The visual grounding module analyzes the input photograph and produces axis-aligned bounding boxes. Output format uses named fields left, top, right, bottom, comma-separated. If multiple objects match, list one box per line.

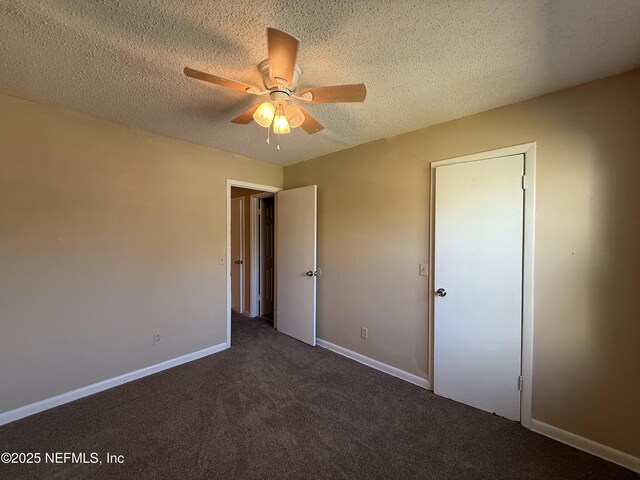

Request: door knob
left=306, top=270, right=317, bottom=277
left=234, top=260, right=243, bottom=264
left=435, top=288, right=447, bottom=297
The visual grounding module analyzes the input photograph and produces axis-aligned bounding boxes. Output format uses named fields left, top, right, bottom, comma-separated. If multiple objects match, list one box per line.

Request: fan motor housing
left=269, top=90, right=291, bottom=106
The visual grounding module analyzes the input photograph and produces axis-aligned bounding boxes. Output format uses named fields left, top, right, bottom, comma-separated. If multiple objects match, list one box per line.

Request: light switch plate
left=419, top=262, right=428, bottom=277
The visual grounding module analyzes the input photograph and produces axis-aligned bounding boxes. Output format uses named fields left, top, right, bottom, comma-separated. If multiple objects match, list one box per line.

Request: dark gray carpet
left=1, top=312, right=636, bottom=479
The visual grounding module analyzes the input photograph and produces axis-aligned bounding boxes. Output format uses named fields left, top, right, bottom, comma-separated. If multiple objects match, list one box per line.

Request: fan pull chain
left=276, top=130, right=280, bottom=151
left=266, top=125, right=270, bottom=145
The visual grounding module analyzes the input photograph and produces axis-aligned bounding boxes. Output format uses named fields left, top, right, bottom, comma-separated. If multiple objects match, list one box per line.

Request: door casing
left=428, top=143, right=536, bottom=428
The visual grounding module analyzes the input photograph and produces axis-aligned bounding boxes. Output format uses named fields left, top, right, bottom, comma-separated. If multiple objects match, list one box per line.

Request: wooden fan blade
left=267, top=28, right=299, bottom=87
left=299, top=84, right=367, bottom=103
left=231, top=104, right=260, bottom=124
left=298, top=106, right=324, bottom=134
left=184, top=67, right=260, bottom=94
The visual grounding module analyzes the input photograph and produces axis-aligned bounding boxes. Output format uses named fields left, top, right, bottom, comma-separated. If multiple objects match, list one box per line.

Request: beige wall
left=284, top=69, right=640, bottom=456
left=2, top=67, right=638, bottom=458
left=0, top=93, right=282, bottom=413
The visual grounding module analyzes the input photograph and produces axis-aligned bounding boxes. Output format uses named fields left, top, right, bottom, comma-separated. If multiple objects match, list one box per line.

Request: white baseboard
left=0, top=342, right=229, bottom=426
left=316, top=338, right=429, bottom=389
left=531, top=419, right=639, bottom=473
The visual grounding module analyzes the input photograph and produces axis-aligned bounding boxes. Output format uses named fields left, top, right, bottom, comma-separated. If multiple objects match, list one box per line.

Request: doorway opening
left=227, top=180, right=318, bottom=349
left=227, top=181, right=281, bottom=347
left=230, top=186, right=277, bottom=324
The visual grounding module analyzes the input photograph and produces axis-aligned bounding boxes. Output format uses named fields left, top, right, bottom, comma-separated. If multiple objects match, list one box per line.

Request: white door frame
left=249, top=192, right=276, bottom=318
left=230, top=196, right=245, bottom=314
left=227, top=180, right=281, bottom=346
left=428, top=142, right=536, bottom=428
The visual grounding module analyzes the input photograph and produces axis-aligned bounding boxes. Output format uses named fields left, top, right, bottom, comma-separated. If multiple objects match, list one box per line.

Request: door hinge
left=521, top=175, right=527, bottom=190
left=257, top=293, right=261, bottom=300
left=518, top=375, right=523, bottom=391
left=258, top=208, right=261, bottom=215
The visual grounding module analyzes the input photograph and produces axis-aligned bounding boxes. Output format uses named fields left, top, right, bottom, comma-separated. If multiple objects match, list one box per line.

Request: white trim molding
left=531, top=419, right=640, bottom=473
left=428, top=142, right=536, bottom=428
left=317, top=338, right=429, bottom=389
left=0, top=343, right=228, bottom=426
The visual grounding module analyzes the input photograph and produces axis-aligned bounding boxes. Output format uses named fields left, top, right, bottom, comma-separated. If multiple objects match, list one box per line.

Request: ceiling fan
left=184, top=28, right=366, bottom=142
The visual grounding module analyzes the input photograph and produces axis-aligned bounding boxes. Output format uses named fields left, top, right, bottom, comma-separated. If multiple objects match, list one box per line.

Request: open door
left=259, top=196, right=275, bottom=317
left=230, top=197, right=243, bottom=313
left=276, top=185, right=317, bottom=346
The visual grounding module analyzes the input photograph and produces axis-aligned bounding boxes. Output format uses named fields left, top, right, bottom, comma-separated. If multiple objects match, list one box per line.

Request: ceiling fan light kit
left=252, top=83, right=302, bottom=135
left=272, top=107, right=290, bottom=135
left=285, top=103, right=304, bottom=128
left=184, top=28, right=367, bottom=150
left=253, top=101, right=276, bottom=128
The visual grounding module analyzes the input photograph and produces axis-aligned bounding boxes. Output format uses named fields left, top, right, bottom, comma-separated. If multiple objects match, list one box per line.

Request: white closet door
left=434, top=155, right=524, bottom=421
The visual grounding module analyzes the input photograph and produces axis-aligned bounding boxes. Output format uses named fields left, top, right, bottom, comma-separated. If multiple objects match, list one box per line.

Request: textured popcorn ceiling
left=2, top=1, right=640, bottom=166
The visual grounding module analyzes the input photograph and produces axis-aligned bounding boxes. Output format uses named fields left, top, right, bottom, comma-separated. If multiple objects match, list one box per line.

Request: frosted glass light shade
left=273, top=114, right=290, bottom=134
left=284, top=103, right=305, bottom=128
left=253, top=102, right=275, bottom=128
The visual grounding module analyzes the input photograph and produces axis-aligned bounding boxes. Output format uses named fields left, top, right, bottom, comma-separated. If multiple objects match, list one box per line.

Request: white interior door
left=434, top=154, right=524, bottom=421
left=230, top=197, right=243, bottom=313
left=276, top=185, right=317, bottom=345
